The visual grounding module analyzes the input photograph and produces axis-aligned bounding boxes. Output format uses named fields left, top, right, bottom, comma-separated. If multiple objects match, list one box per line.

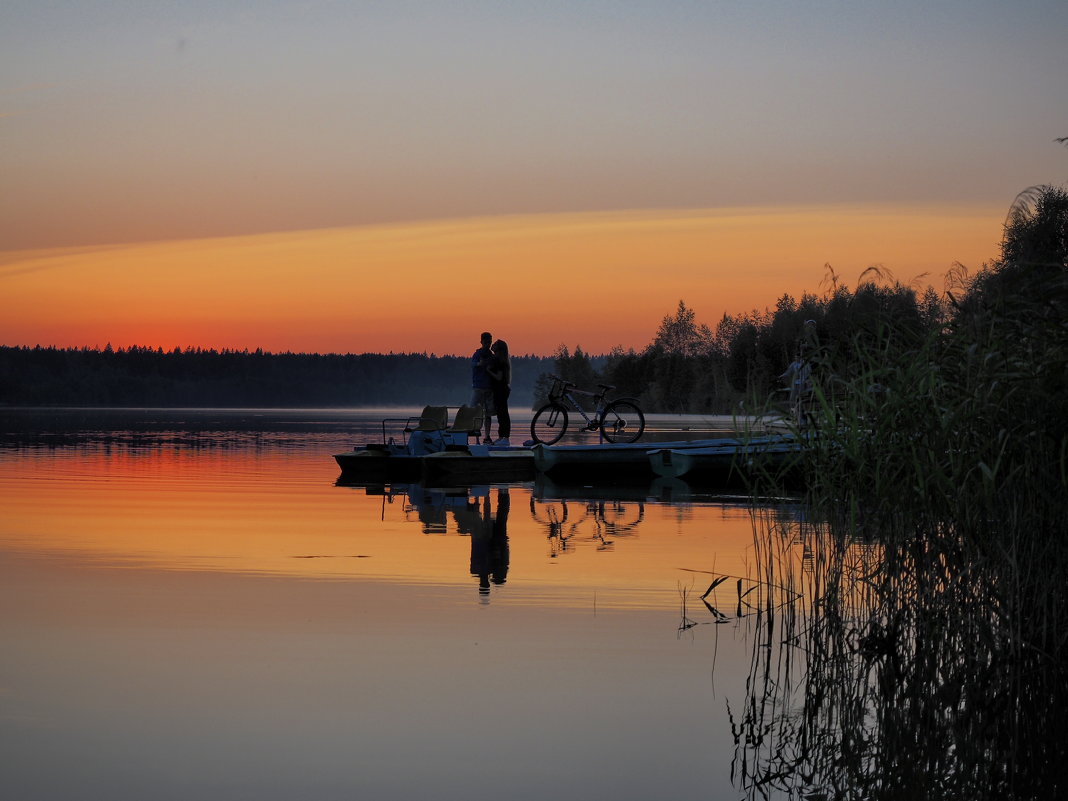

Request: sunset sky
left=2, top=1, right=1066, bottom=355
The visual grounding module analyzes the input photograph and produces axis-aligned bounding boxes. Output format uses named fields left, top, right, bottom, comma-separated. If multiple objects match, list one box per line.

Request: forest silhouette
left=2, top=183, right=1063, bottom=414
left=0, top=276, right=945, bottom=412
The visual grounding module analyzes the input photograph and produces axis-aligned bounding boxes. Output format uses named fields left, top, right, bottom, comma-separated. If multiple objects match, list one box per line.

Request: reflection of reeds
left=732, top=506, right=1066, bottom=800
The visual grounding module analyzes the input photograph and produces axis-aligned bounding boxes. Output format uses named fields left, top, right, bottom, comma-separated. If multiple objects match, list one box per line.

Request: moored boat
left=333, top=404, right=534, bottom=484
left=532, top=437, right=752, bottom=478
left=648, top=435, right=803, bottom=483
left=334, top=446, right=424, bottom=481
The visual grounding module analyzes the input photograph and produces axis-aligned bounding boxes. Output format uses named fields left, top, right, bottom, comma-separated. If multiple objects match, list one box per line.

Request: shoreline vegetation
left=735, top=184, right=1067, bottom=799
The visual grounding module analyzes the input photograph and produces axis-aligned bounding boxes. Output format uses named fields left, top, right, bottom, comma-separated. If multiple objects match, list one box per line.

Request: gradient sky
left=2, top=1, right=1066, bottom=355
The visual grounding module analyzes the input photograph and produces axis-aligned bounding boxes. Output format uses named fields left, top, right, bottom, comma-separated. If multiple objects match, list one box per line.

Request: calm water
left=1, top=409, right=805, bottom=800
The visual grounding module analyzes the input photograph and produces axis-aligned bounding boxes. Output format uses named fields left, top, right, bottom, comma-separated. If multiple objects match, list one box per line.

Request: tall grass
left=733, top=189, right=1067, bottom=799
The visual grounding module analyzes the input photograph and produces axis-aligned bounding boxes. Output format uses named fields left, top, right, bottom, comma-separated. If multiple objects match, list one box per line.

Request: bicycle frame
left=550, top=380, right=610, bottom=430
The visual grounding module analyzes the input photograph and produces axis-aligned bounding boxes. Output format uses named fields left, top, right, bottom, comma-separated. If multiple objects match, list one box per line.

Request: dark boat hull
left=648, top=438, right=804, bottom=484
left=334, top=446, right=535, bottom=485
left=531, top=438, right=735, bottom=478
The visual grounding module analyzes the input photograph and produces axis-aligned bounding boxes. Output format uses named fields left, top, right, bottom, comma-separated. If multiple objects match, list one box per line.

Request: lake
left=1, top=408, right=810, bottom=800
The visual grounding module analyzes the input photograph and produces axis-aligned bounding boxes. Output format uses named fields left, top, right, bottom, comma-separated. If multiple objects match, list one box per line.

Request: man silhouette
left=471, top=331, right=494, bottom=443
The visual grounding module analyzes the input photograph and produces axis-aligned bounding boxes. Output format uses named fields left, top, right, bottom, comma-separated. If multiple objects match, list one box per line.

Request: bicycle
left=530, top=375, right=646, bottom=445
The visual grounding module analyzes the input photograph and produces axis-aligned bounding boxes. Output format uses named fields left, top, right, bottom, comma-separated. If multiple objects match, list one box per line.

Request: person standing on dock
left=471, top=331, right=495, bottom=443
left=488, top=339, right=512, bottom=446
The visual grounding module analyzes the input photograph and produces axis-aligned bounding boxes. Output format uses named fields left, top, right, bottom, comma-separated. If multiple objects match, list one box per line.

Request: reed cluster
left=734, top=187, right=1067, bottom=799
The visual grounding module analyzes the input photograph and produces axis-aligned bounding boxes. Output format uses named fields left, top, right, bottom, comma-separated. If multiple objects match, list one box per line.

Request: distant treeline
left=2, top=281, right=949, bottom=413
left=2, top=269, right=946, bottom=413
left=2, top=256, right=1007, bottom=415
left=0, top=346, right=558, bottom=409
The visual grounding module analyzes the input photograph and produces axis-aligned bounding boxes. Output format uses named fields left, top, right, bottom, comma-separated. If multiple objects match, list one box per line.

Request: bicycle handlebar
left=548, top=374, right=616, bottom=394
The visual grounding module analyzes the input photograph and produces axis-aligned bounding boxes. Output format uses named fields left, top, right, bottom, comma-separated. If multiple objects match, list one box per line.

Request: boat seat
left=444, top=404, right=485, bottom=445
left=380, top=405, right=449, bottom=451
left=404, top=405, right=449, bottom=433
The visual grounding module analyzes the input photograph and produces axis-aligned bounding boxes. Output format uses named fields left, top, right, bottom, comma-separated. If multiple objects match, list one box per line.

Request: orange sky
left=1, top=204, right=1002, bottom=356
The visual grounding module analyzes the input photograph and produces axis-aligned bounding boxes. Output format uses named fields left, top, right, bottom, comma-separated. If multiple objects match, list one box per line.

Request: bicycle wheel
left=600, top=399, right=645, bottom=443
left=530, top=402, right=569, bottom=445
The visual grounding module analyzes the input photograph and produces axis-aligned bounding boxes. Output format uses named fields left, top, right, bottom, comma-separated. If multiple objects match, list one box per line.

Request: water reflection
left=462, top=488, right=510, bottom=598
left=665, top=506, right=1068, bottom=801
left=531, top=496, right=644, bottom=557
left=4, top=409, right=1061, bottom=799
left=344, top=478, right=654, bottom=564
left=0, top=408, right=795, bottom=800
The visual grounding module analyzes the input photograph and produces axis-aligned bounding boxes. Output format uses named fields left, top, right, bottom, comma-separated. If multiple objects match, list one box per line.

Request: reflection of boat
left=534, top=472, right=773, bottom=506
left=404, top=483, right=489, bottom=535
left=531, top=438, right=729, bottom=478
left=533, top=434, right=799, bottom=481
left=333, top=405, right=534, bottom=483
left=334, top=480, right=492, bottom=533
left=648, top=436, right=803, bottom=482
left=534, top=472, right=656, bottom=503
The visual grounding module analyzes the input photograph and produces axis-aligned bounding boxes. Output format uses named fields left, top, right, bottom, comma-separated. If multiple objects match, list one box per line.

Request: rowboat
left=333, top=446, right=424, bottom=482
left=531, top=435, right=797, bottom=479
left=531, top=437, right=733, bottom=478
left=648, top=435, right=803, bottom=483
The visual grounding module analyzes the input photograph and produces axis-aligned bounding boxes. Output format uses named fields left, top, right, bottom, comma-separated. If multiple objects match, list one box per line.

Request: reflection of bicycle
left=588, top=500, right=645, bottom=538
left=529, top=497, right=584, bottom=557
left=530, top=496, right=645, bottom=555
left=530, top=375, right=646, bottom=445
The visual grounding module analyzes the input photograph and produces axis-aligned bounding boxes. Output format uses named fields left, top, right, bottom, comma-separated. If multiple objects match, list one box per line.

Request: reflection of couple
left=471, top=331, right=511, bottom=446
left=455, top=488, right=510, bottom=598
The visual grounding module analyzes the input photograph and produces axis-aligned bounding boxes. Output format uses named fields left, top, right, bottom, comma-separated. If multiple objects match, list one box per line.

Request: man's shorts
left=470, top=387, right=495, bottom=416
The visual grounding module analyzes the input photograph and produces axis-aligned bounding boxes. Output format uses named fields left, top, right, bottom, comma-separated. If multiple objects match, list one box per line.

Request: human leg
left=495, top=386, right=511, bottom=439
